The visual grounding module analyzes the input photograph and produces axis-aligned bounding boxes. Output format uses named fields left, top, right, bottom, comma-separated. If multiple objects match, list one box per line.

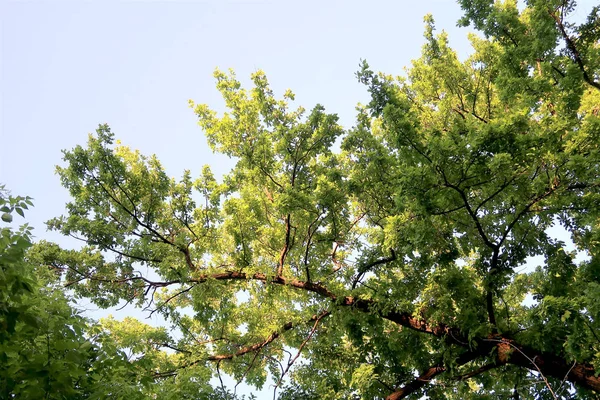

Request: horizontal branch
left=484, top=338, right=600, bottom=393
left=154, top=311, right=330, bottom=378
left=386, top=364, right=446, bottom=400
left=387, top=359, right=502, bottom=399
left=78, top=268, right=600, bottom=392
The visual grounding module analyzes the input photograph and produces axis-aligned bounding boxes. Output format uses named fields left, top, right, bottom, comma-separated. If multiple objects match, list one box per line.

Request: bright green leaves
left=98, top=316, right=180, bottom=374
left=351, top=6, right=599, bottom=289
left=0, top=186, right=32, bottom=225
left=49, top=70, right=357, bottom=396
left=350, top=363, right=378, bottom=398
left=49, top=124, right=227, bottom=298
left=191, top=68, right=349, bottom=283
left=0, top=189, right=146, bottom=399
left=418, top=264, right=486, bottom=334
left=345, top=2, right=600, bottom=397
left=39, top=2, right=600, bottom=397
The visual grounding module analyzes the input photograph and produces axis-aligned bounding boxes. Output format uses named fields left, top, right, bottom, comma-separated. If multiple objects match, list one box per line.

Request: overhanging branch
left=153, top=311, right=330, bottom=379
left=77, top=268, right=600, bottom=392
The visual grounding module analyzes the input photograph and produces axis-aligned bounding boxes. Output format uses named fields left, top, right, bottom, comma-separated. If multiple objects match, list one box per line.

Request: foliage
left=33, top=0, right=600, bottom=398
left=0, top=189, right=177, bottom=399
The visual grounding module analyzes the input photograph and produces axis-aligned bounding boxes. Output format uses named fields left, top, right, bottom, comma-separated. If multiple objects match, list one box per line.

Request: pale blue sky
left=1, top=0, right=472, bottom=241
left=1, top=0, right=594, bottom=397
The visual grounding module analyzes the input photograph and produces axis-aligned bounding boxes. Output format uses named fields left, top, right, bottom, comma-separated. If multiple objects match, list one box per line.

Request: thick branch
left=386, top=365, right=446, bottom=400
left=208, top=326, right=290, bottom=361
left=385, top=351, right=483, bottom=399
left=80, top=269, right=600, bottom=392
left=485, top=338, right=600, bottom=394
left=387, top=362, right=502, bottom=399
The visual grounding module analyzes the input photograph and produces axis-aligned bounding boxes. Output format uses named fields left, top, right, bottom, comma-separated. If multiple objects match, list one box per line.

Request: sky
left=1, top=0, right=595, bottom=398
left=1, top=0, right=473, bottom=242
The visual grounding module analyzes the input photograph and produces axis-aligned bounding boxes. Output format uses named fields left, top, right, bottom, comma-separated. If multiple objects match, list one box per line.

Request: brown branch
left=387, top=351, right=499, bottom=400
left=484, top=338, right=557, bottom=399
left=208, top=325, right=291, bottom=362
left=167, top=270, right=600, bottom=393
left=73, top=259, right=600, bottom=393
left=138, top=269, right=600, bottom=393
left=386, top=364, right=446, bottom=400
left=273, top=310, right=329, bottom=397
left=482, top=338, right=600, bottom=393
left=79, top=268, right=454, bottom=339
left=154, top=311, right=330, bottom=379
left=154, top=322, right=295, bottom=378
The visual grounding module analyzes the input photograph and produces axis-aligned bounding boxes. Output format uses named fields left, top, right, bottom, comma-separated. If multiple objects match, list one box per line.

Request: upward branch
left=548, top=9, right=600, bottom=91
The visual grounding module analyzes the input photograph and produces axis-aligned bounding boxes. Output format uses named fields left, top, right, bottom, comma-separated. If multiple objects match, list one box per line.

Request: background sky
left=1, top=0, right=595, bottom=398
left=1, top=0, right=473, bottom=240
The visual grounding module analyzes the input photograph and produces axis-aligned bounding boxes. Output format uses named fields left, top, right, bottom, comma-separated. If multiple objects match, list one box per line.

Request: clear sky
left=1, top=0, right=594, bottom=398
left=1, top=0, right=473, bottom=240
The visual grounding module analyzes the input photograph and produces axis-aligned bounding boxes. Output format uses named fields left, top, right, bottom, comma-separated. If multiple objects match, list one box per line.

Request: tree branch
left=352, top=248, right=397, bottom=289
left=154, top=311, right=330, bottom=379
left=439, top=169, right=498, bottom=251
left=273, top=310, right=329, bottom=398
left=548, top=8, right=600, bottom=91
left=77, top=268, right=600, bottom=393
left=386, top=364, right=446, bottom=400
left=278, top=214, right=292, bottom=277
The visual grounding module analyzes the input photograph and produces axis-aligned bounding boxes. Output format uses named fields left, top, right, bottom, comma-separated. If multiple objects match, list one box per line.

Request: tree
left=0, top=188, right=141, bottom=399
left=41, top=0, right=599, bottom=398
left=1, top=187, right=249, bottom=399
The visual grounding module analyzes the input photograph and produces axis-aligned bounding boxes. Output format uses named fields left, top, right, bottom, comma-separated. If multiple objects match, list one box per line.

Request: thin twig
left=556, top=360, right=577, bottom=396
left=273, top=310, right=329, bottom=399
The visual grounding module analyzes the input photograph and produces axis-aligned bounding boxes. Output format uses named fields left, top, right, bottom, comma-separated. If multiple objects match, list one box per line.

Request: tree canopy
left=0, top=188, right=154, bottom=399
left=5, top=0, right=600, bottom=398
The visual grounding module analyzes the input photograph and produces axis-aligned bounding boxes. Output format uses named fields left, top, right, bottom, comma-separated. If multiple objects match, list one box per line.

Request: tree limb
left=548, top=8, right=600, bottom=91
left=386, top=364, right=446, bottom=400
